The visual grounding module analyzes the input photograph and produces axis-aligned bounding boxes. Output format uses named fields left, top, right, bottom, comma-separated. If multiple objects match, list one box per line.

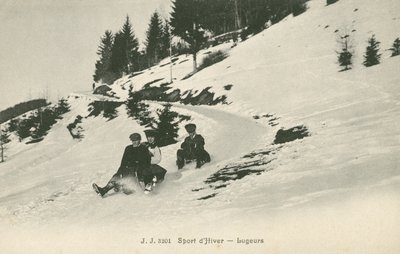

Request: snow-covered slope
left=1, top=0, right=400, bottom=253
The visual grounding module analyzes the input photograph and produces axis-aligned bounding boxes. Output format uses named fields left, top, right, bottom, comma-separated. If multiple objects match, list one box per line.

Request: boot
left=196, top=160, right=205, bottom=169
left=92, top=182, right=114, bottom=197
left=93, top=183, right=105, bottom=197
left=144, top=183, right=152, bottom=194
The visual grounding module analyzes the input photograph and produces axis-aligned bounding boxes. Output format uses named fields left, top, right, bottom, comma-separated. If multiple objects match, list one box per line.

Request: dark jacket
left=117, top=144, right=151, bottom=175
left=180, top=134, right=206, bottom=159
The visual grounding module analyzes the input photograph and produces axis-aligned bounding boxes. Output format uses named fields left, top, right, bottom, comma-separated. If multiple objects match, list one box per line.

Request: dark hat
left=129, top=133, right=141, bottom=141
left=144, top=129, right=158, bottom=138
left=184, top=123, right=196, bottom=133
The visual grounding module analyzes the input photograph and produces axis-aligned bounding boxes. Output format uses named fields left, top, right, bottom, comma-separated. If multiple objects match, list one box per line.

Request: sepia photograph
left=0, top=0, right=399, bottom=253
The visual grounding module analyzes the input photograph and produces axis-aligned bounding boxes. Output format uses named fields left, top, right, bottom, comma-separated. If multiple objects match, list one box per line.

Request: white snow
left=1, top=0, right=400, bottom=253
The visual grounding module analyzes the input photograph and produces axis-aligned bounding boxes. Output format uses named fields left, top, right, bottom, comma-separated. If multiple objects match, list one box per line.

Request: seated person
left=92, top=133, right=151, bottom=197
left=176, top=123, right=211, bottom=169
left=143, top=129, right=167, bottom=190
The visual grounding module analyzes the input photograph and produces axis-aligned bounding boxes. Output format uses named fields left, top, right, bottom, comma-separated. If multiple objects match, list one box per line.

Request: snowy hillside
left=1, top=0, right=400, bottom=253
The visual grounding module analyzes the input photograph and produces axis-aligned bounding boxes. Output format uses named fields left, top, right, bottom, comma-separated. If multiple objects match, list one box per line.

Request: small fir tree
left=0, top=126, right=11, bottom=162
left=363, top=34, right=381, bottom=67
left=337, top=34, right=353, bottom=71
left=126, top=90, right=153, bottom=126
left=389, top=37, right=400, bottom=57
left=153, top=104, right=179, bottom=147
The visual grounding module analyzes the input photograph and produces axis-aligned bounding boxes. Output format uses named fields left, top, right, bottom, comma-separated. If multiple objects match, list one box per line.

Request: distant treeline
left=0, top=99, right=48, bottom=124
left=93, top=0, right=309, bottom=84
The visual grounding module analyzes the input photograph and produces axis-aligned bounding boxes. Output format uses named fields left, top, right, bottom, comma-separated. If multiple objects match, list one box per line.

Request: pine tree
left=160, top=20, right=171, bottom=59
left=93, top=30, right=114, bottom=84
left=145, top=11, right=164, bottom=66
left=35, top=108, right=56, bottom=138
left=0, top=126, right=11, bottom=162
left=170, top=0, right=208, bottom=72
left=126, top=90, right=153, bottom=126
left=110, top=16, right=140, bottom=76
left=110, top=32, right=126, bottom=76
left=201, top=0, right=237, bottom=35
left=337, top=34, right=353, bottom=71
left=389, top=37, right=400, bottom=57
left=153, top=104, right=179, bottom=147
left=121, top=16, right=140, bottom=73
left=363, top=34, right=381, bottom=67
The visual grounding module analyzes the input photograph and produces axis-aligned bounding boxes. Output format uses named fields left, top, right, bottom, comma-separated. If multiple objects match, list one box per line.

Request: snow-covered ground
left=1, top=0, right=400, bottom=253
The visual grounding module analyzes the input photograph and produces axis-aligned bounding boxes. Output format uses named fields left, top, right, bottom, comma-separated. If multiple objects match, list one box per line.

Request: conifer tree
left=121, top=16, right=140, bottom=73
left=161, top=20, right=171, bottom=59
left=126, top=90, right=153, bottom=126
left=145, top=11, right=164, bottom=66
left=0, top=126, right=11, bottom=162
left=110, top=32, right=126, bottom=76
left=363, top=34, right=381, bottom=67
left=170, top=0, right=208, bottom=72
left=201, top=0, right=237, bottom=35
left=93, top=30, right=114, bottom=84
left=153, top=104, right=179, bottom=147
left=110, top=16, right=140, bottom=76
left=337, top=34, right=353, bottom=71
left=389, top=37, right=400, bottom=57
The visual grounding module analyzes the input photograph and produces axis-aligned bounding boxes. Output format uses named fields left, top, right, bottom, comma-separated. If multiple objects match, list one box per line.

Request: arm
left=119, top=146, right=130, bottom=169
left=151, top=146, right=162, bottom=164
left=116, top=146, right=130, bottom=175
left=195, top=135, right=205, bottom=150
left=139, top=145, right=151, bottom=168
left=180, top=137, right=188, bottom=149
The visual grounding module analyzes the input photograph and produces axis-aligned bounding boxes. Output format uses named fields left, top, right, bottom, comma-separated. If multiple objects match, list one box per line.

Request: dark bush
left=327, top=0, right=338, bottom=5
left=67, top=115, right=84, bottom=140
left=88, top=101, right=123, bottom=121
left=240, top=28, right=249, bottom=41
left=292, top=0, right=308, bottom=16
left=199, top=50, right=228, bottom=71
left=273, top=125, right=310, bottom=144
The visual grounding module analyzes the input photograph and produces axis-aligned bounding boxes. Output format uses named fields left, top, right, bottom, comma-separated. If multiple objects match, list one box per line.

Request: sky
left=0, top=0, right=172, bottom=110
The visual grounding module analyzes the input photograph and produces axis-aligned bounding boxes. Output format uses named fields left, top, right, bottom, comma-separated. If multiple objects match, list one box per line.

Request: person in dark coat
left=176, top=123, right=211, bottom=169
left=92, top=132, right=151, bottom=197
left=142, top=129, right=167, bottom=191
